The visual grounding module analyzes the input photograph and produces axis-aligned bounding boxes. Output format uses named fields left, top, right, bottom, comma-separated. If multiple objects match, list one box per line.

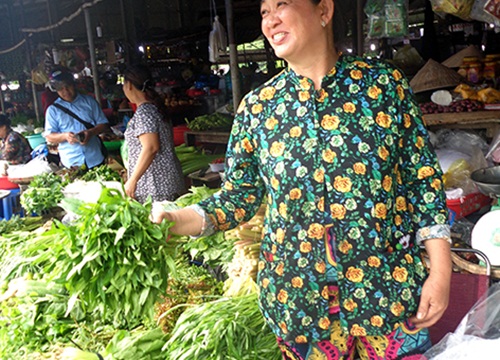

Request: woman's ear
left=319, top=0, right=335, bottom=26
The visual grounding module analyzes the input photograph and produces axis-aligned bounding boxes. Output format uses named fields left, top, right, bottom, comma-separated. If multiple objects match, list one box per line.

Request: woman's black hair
left=0, top=114, right=11, bottom=128
left=123, top=64, right=169, bottom=121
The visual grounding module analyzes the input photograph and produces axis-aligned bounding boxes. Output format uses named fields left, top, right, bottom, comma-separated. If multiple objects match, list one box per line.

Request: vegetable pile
left=185, top=112, right=233, bottom=131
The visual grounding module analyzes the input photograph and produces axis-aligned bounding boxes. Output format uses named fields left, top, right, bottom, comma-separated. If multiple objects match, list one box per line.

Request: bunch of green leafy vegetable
left=0, top=278, right=85, bottom=359
left=19, top=188, right=178, bottom=329
left=165, top=293, right=281, bottom=360
left=102, top=327, right=168, bottom=360
left=0, top=215, right=44, bottom=235
left=20, top=172, right=68, bottom=215
left=78, top=164, right=122, bottom=182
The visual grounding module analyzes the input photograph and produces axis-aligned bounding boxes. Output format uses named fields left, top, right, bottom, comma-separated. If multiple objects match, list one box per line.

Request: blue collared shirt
left=45, top=93, right=108, bottom=168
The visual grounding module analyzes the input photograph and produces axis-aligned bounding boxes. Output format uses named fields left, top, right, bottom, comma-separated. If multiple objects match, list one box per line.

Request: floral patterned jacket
left=198, top=54, right=449, bottom=343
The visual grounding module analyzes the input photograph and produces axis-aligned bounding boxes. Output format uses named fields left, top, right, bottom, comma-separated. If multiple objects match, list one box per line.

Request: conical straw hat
left=410, top=59, right=463, bottom=93
left=442, top=45, right=483, bottom=68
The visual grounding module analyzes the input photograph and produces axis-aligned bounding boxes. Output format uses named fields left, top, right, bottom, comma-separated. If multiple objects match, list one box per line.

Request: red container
left=447, top=192, right=492, bottom=220
left=173, top=125, right=189, bottom=146
left=0, top=176, right=19, bottom=190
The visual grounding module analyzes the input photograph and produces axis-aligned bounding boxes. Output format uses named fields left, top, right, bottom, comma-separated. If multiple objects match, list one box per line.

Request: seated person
left=0, top=114, right=32, bottom=165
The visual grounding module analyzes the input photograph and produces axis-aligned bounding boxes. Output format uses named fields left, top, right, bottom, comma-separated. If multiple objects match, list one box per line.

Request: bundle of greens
left=20, top=172, right=68, bottom=215
left=174, top=144, right=223, bottom=176
left=0, top=215, right=44, bottom=235
left=102, top=327, right=167, bottom=360
left=78, top=165, right=122, bottom=182
left=16, top=188, right=178, bottom=329
left=165, top=293, right=281, bottom=360
left=185, top=112, right=233, bottom=131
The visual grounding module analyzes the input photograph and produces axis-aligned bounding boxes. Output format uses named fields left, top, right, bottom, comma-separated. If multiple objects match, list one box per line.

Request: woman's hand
left=124, top=178, right=138, bottom=199
left=410, top=272, right=450, bottom=329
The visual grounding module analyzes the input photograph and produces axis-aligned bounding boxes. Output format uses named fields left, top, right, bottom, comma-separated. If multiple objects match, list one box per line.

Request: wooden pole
left=224, top=0, right=242, bottom=107
left=83, top=2, right=101, bottom=102
left=356, top=0, right=364, bottom=55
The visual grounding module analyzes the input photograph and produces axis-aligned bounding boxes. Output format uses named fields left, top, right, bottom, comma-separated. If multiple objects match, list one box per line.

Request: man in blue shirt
left=44, top=69, right=109, bottom=169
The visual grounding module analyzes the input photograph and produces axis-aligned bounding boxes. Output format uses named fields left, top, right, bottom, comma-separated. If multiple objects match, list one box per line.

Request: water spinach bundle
left=19, top=187, right=178, bottom=329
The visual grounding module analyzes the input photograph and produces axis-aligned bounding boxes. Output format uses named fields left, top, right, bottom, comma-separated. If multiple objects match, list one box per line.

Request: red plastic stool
left=0, top=188, right=24, bottom=221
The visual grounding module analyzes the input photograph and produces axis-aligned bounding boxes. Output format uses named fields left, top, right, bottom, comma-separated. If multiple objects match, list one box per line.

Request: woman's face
left=260, top=0, right=324, bottom=64
left=0, top=125, right=7, bottom=139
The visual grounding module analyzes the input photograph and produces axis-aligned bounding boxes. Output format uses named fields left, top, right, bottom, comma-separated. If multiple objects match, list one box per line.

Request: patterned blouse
left=0, top=129, right=32, bottom=165
left=124, top=103, right=185, bottom=203
left=198, top=55, right=450, bottom=344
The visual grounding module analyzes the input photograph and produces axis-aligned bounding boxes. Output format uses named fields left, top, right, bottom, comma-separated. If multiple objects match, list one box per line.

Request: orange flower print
left=343, top=102, right=356, bottom=113
left=291, top=277, right=304, bottom=288
left=317, top=197, right=325, bottom=211
left=395, top=215, right=402, bottom=226
left=321, top=115, right=340, bottom=130
left=316, top=88, right=328, bottom=102
left=397, top=85, right=405, bottom=100
left=393, top=69, right=403, bottom=81
left=308, top=223, right=325, bottom=239
left=416, top=136, right=425, bottom=149
left=276, top=228, right=285, bottom=244
left=245, top=194, right=256, bottom=203
left=275, top=263, right=285, bottom=276
left=392, top=266, right=408, bottom=283
left=404, top=114, right=411, bottom=128
left=431, top=178, right=442, bottom=190
left=350, top=70, right=363, bottom=80
left=265, top=116, right=279, bottom=130
left=315, top=261, right=326, bottom=274
left=374, top=203, right=387, bottom=219
left=259, top=86, right=276, bottom=101
left=354, top=60, right=369, bottom=68
left=322, top=149, right=337, bottom=163
left=418, top=166, right=435, bottom=179
left=251, top=103, right=263, bottom=114
left=279, top=321, right=288, bottom=334
left=277, top=289, right=289, bottom=303
left=408, top=203, right=414, bottom=212
left=334, top=176, right=352, bottom=193
left=390, top=302, right=405, bottom=317
left=224, top=181, right=234, bottom=191
left=314, top=169, right=325, bottom=183
left=321, top=286, right=329, bottom=299
left=343, top=298, right=358, bottom=312
left=295, top=335, right=308, bottom=344
left=299, top=91, right=310, bottom=102
left=219, top=222, right=230, bottom=231
left=350, top=324, right=367, bottom=336
left=396, top=170, right=402, bottom=185
left=234, top=208, right=246, bottom=222
left=396, top=196, right=407, bottom=211
left=375, top=222, right=381, bottom=232
left=289, top=188, right=302, bottom=200
left=289, top=126, right=302, bottom=137
left=353, top=162, right=366, bottom=175
left=241, top=138, right=254, bottom=153
left=346, top=266, right=364, bottom=282
left=367, top=256, right=381, bottom=267
left=299, top=77, right=311, bottom=91
left=279, top=203, right=287, bottom=218
left=271, top=177, right=280, bottom=190
left=300, top=241, right=312, bottom=253
left=370, top=316, right=384, bottom=327
left=236, top=99, right=246, bottom=113
left=215, top=208, right=226, bottom=224
left=382, top=175, right=392, bottom=192
left=367, top=86, right=382, bottom=99
left=376, top=112, right=392, bottom=128
left=258, top=260, right=265, bottom=271
left=378, top=146, right=389, bottom=161
left=318, top=317, right=331, bottom=330
left=261, top=278, right=270, bottom=288
left=330, top=203, right=346, bottom=220
left=405, top=254, right=414, bottom=264
left=339, top=240, right=353, bottom=254
left=270, top=141, right=285, bottom=157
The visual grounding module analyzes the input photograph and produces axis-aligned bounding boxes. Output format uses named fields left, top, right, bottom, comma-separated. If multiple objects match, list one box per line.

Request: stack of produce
left=175, top=144, right=223, bottom=176
left=185, top=112, right=233, bottom=131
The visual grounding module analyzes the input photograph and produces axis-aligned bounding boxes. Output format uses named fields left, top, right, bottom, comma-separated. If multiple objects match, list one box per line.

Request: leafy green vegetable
left=103, top=327, right=167, bottom=360
left=20, top=173, right=68, bottom=215
left=78, top=165, right=122, bottom=182
left=185, top=112, right=233, bottom=131
left=165, top=293, right=281, bottom=360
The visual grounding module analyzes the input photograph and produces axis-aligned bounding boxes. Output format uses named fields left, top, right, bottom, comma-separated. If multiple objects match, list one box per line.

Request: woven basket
left=410, top=59, right=464, bottom=93
left=451, top=252, right=500, bottom=279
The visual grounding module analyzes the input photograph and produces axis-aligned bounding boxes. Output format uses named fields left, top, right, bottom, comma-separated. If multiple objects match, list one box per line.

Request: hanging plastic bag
left=423, top=282, right=500, bottom=359
left=430, top=0, right=475, bottom=20
left=470, top=0, right=500, bottom=27
left=365, top=0, right=409, bottom=38
left=209, top=15, right=227, bottom=63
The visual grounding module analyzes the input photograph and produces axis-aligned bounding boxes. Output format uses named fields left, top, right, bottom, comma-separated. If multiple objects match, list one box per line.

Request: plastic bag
left=6, top=156, right=56, bottom=179
left=423, top=282, right=500, bottom=359
left=430, top=0, right=475, bottom=20
left=208, top=16, right=227, bottom=63
left=470, top=0, right=500, bottom=27
left=486, top=128, right=500, bottom=163
left=365, top=0, right=409, bottom=38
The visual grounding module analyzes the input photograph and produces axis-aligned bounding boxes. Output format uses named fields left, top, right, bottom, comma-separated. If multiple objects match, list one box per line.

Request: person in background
left=41, top=83, right=59, bottom=115
left=122, top=64, right=185, bottom=203
left=0, top=113, right=32, bottom=165
left=44, top=68, right=109, bottom=169
left=153, top=1, right=452, bottom=359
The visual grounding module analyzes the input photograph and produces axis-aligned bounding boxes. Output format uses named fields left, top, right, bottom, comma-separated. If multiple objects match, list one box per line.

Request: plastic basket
left=447, top=192, right=492, bottom=220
